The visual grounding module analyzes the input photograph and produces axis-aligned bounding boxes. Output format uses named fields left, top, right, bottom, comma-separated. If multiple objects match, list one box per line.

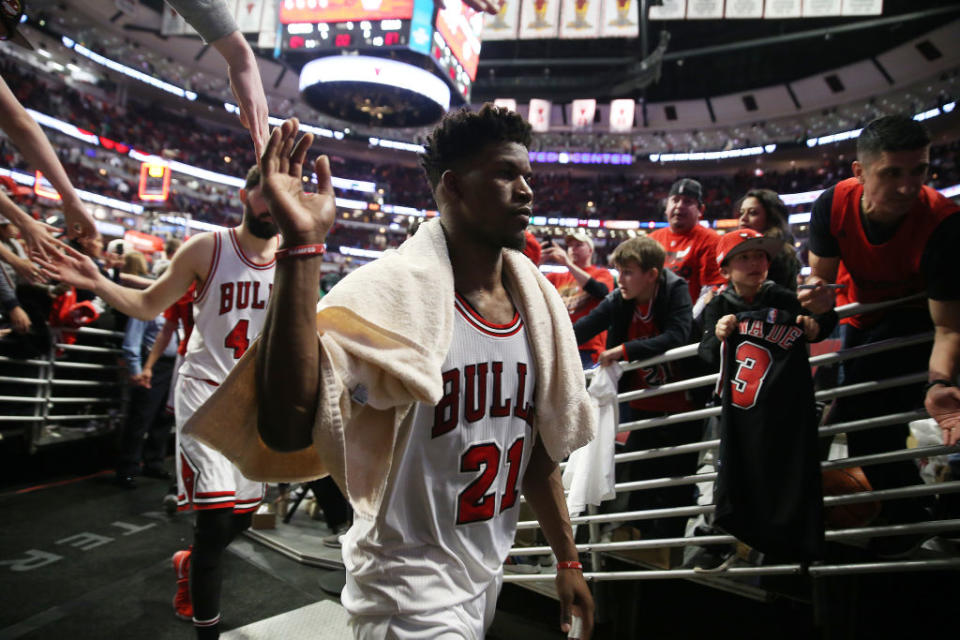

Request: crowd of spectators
left=2, top=58, right=959, bottom=245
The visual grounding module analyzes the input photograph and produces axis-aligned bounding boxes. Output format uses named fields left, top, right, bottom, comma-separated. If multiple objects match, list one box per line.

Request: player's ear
left=439, top=169, right=462, bottom=201
left=239, top=188, right=249, bottom=204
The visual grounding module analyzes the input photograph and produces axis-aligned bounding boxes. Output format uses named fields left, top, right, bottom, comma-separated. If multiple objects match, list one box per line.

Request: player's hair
left=165, top=238, right=183, bottom=256
left=610, top=235, right=665, bottom=272
left=420, top=103, right=533, bottom=189
left=857, top=115, right=930, bottom=163
left=736, top=189, right=789, bottom=239
left=244, top=165, right=261, bottom=191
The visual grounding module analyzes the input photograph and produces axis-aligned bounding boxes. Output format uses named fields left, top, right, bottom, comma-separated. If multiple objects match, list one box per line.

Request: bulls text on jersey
left=218, top=281, right=273, bottom=315
left=432, top=361, right=536, bottom=438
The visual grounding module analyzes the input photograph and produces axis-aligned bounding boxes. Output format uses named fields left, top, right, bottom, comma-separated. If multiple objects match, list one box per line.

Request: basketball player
left=188, top=110, right=595, bottom=638
left=35, top=166, right=278, bottom=638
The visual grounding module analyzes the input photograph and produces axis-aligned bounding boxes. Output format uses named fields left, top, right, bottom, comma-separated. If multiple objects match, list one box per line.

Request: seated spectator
left=545, top=231, right=614, bottom=367
left=573, top=236, right=697, bottom=540
left=735, top=189, right=801, bottom=290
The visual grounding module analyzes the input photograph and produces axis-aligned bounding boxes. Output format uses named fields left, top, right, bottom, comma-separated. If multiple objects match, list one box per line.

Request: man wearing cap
left=650, top=179, right=725, bottom=316
left=544, top=231, right=614, bottom=367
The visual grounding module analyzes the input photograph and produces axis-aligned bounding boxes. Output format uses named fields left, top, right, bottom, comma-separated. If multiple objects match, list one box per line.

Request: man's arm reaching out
left=256, top=119, right=337, bottom=452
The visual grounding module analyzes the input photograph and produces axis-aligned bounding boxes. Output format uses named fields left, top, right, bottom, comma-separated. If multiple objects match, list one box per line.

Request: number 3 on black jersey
left=456, top=437, right=525, bottom=525
left=730, top=342, right=772, bottom=409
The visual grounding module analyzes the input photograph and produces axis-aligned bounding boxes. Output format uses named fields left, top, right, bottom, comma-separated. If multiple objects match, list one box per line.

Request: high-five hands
left=260, top=119, right=336, bottom=247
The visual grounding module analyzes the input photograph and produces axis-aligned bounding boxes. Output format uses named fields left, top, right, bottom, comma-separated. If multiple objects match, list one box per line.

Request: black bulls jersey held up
left=713, top=308, right=824, bottom=560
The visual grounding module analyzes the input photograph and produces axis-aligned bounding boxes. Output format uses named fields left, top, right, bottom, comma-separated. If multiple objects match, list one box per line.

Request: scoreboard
left=279, top=0, right=482, bottom=100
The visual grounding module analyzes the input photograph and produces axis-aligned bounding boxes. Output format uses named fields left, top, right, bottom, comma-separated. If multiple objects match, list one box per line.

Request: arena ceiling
left=25, top=1, right=960, bottom=109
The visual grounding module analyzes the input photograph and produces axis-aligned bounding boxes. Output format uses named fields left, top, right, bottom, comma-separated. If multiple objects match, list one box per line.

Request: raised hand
left=260, top=119, right=336, bottom=245
left=32, top=241, right=102, bottom=291
left=62, top=199, right=99, bottom=243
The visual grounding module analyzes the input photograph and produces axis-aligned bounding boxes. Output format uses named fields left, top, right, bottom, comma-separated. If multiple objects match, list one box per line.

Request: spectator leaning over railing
left=800, top=114, right=960, bottom=557
left=735, top=188, right=801, bottom=291
left=544, top=231, right=614, bottom=368
left=573, top=235, right=696, bottom=540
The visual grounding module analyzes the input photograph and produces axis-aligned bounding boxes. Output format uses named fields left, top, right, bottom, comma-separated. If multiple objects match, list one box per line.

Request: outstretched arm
left=522, top=439, right=594, bottom=639
left=0, top=77, right=96, bottom=242
left=256, top=119, right=336, bottom=452
left=34, top=235, right=208, bottom=321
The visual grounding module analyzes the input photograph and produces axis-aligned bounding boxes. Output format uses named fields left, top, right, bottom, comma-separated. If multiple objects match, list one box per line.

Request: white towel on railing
left=563, top=364, right=621, bottom=517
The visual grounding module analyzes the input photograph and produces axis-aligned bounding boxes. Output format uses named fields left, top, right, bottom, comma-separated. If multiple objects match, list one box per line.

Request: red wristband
left=556, top=561, right=583, bottom=570
left=275, top=244, right=325, bottom=260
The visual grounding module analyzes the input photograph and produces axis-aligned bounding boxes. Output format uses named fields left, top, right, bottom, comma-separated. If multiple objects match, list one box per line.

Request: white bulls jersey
left=179, top=228, right=277, bottom=385
left=342, top=292, right=537, bottom=617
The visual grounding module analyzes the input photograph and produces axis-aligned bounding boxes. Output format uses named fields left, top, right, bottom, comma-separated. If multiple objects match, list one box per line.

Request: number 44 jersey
left=180, top=228, right=276, bottom=385
left=714, top=308, right=824, bottom=560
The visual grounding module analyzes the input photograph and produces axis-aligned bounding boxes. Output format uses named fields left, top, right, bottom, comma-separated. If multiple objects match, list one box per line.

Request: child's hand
left=797, top=315, right=820, bottom=341
left=597, top=347, right=623, bottom=367
left=715, top=314, right=738, bottom=341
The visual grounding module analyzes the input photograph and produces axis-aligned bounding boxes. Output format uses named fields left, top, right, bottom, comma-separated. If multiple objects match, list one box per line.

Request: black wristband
left=924, top=379, right=955, bottom=397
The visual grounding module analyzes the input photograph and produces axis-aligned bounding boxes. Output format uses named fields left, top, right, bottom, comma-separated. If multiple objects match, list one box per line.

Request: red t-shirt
left=164, top=284, right=196, bottom=357
left=547, top=264, right=614, bottom=361
left=824, top=178, right=958, bottom=328
left=624, top=294, right=692, bottom=413
left=650, top=225, right=725, bottom=305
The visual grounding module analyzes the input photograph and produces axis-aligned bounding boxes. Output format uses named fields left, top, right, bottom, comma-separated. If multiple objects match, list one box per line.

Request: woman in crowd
left=735, top=188, right=802, bottom=290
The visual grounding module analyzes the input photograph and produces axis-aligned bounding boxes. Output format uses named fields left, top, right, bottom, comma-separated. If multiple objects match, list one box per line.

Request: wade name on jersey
left=218, top=281, right=272, bottom=315
left=737, top=318, right=804, bottom=351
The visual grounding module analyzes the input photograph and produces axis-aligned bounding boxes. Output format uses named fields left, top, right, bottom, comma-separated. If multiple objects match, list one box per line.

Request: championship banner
left=764, top=0, right=802, bottom=17
left=571, top=99, right=597, bottom=129
left=559, top=0, right=601, bottom=39
left=600, top=0, right=639, bottom=37
left=725, top=0, right=763, bottom=18
left=234, top=0, right=266, bottom=33
left=494, top=98, right=518, bottom=111
left=528, top=99, right=552, bottom=132
left=257, top=0, right=278, bottom=49
left=648, top=0, right=685, bottom=20
left=802, top=0, right=841, bottom=17
left=686, top=0, right=723, bottom=19
left=484, top=0, right=520, bottom=40
left=841, top=0, right=882, bottom=16
left=609, top=98, right=635, bottom=133
left=519, top=0, right=561, bottom=40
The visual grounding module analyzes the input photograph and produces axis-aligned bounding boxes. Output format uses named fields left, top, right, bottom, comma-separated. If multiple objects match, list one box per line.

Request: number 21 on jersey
left=456, top=436, right=525, bottom=525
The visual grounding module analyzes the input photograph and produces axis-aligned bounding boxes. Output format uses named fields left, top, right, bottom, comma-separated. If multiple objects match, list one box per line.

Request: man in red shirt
left=650, top=179, right=726, bottom=314
left=802, top=115, right=960, bottom=556
left=544, top=231, right=614, bottom=366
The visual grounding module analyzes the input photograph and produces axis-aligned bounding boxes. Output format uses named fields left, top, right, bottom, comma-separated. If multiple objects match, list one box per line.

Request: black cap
left=0, top=1, right=34, bottom=50
left=668, top=178, right=702, bottom=203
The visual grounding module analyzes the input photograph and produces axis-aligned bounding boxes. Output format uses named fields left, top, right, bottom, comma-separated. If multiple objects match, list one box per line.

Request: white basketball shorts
left=175, top=374, right=264, bottom=513
left=348, top=572, right=502, bottom=640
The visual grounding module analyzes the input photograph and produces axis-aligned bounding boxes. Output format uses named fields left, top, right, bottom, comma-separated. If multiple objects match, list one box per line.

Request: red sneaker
left=172, top=549, right=193, bottom=621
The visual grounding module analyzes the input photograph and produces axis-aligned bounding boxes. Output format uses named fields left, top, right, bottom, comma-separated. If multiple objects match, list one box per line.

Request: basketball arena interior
left=1, top=0, right=959, bottom=638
